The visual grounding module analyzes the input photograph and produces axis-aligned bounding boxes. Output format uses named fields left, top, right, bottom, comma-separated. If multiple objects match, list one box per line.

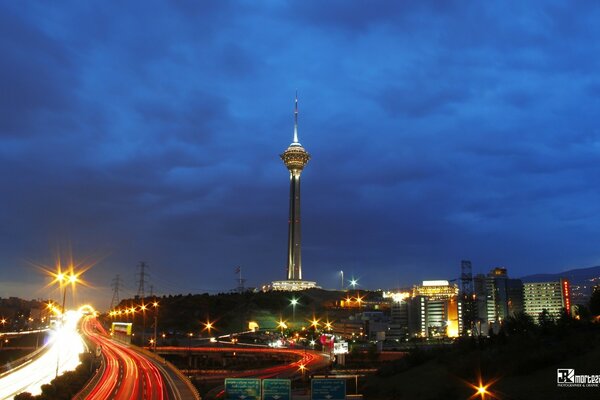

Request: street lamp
left=140, top=303, right=147, bottom=346
left=349, top=278, right=358, bottom=289
left=290, top=297, right=299, bottom=324
left=278, top=319, right=288, bottom=336
left=339, top=270, right=344, bottom=290
left=310, top=318, right=319, bottom=330
left=52, top=269, right=79, bottom=378
left=202, top=319, right=214, bottom=337
left=298, top=363, right=307, bottom=380
left=152, top=301, right=159, bottom=352
left=355, top=295, right=363, bottom=310
left=468, top=376, right=496, bottom=400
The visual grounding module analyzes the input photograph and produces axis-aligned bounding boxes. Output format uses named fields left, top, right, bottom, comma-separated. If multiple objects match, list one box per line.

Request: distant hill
left=520, top=265, right=600, bottom=284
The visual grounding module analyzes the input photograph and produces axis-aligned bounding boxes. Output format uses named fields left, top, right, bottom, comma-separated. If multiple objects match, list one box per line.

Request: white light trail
left=0, top=310, right=85, bottom=399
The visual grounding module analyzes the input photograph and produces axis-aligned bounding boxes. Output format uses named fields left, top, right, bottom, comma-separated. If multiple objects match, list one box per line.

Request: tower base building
left=270, top=279, right=319, bottom=291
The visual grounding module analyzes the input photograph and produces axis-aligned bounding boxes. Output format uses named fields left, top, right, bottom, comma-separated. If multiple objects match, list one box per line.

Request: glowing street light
left=51, top=268, right=80, bottom=378
left=278, top=319, right=288, bottom=336
left=349, top=278, right=358, bottom=289
left=202, top=319, right=215, bottom=337
left=477, top=386, right=487, bottom=397
left=310, top=317, right=320, bottom=330
left=139, top=302, right=148, bottom=346
left=355, top=295, right=363, bottom=309
left=467, top=376, right=497, bottom=400
left=298, top=363, right=307, bottom=379
left=290, top=297, right=299, bottom=323
left=151, top=300, right=159, bottom=352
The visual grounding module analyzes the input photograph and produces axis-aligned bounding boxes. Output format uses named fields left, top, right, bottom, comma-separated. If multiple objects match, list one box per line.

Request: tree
left=14, top=393, right=34, bottom=400
left=503, top=312, right=536, bottom=336
left=538, top=309, right=555, bottom=332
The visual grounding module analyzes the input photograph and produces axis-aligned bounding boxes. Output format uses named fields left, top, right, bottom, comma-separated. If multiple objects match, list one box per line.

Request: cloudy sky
left=1, top=1, right=600, bottom=308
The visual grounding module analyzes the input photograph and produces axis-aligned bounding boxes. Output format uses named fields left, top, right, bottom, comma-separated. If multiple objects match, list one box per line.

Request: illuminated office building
left=523, top=279, right=571, bottom=319
left=408, top=281, right=461, bottom=338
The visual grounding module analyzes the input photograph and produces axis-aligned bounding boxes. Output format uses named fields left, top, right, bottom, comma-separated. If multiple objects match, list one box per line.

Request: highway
left=81, top=317, right=199, bottom=400
left=156, top=345, right=329, bottom=379
left=155, top=345, right=330, bottom=399
left=0, top=311, right=85, bottom=399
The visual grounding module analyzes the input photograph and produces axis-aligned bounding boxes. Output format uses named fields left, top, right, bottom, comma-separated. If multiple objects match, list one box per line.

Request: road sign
left=225, top=378, right=261, bottom=400
left=262, top=379, right=291, bottom=400
left=333, top=341, right=348, bottom=354
left=311, top=378, right=346, bottom=400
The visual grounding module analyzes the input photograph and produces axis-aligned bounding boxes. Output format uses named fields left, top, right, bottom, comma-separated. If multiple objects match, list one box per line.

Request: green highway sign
left=311, top=378, right=346, bottom=400
left=225, top=378, right=261, bottom=400
left=262, top=379, right=291, bottom=400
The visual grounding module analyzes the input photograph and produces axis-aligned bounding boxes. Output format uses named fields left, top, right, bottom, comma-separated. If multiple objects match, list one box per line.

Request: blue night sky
left=1, top=1, right=600, bottom=308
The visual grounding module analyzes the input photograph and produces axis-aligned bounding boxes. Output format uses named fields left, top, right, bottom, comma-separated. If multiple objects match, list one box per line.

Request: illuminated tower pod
left=271, top=96, right=318, bottom=291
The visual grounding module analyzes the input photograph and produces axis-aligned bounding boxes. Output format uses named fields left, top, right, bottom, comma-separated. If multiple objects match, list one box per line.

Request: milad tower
left=271, top=95, right=318, bottom=291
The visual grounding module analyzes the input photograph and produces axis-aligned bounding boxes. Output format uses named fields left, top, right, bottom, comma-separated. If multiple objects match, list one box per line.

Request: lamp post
left=290, top=297, right=299, bottom=324
left=278, top=320, right=287, bottom=337
left=188, top=332, right=193, bottom=368
left=54, top=271, right=78, bottom=378
left=152, top=301, right=159, bottom=352
left=339, top=270, right=344, bottom=291
left=299, top=363, right=306, bottom=381
left=140, top=303, right=147, bottom=347
left=202, top=320, right=214, bottom=341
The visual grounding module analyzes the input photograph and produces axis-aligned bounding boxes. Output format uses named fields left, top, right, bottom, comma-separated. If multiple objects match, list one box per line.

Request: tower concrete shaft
left=281, top=95, right=310, bottom=281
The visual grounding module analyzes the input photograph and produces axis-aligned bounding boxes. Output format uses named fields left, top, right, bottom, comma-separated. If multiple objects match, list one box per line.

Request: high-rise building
left=485, top=268, right=523, bottom=327
left=523, top=278, right=571, bottom=320
left=459, top=260, right=478, bottom=336
left=407, top=281, right=461, bottom=338
left=383, top=292, right=410, bottom=339
left=271, top=96, right=317, bottom=291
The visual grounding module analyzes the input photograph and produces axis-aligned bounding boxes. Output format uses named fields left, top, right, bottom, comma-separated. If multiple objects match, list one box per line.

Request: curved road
left=81, top=317, right=198, bottom=400
left=155, top=345, right=330, bottom=399
left=157, top=345, right=329, bottom=379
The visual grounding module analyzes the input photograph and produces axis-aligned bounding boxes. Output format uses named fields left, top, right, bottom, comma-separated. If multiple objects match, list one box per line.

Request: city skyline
left=2, top=2, right=600, bottom=308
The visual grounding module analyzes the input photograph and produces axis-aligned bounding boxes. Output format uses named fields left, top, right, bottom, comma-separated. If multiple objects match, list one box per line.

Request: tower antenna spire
left=293, top=91, right=299, bottom=144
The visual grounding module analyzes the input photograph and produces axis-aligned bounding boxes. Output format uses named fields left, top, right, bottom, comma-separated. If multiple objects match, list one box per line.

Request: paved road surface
left=81, top=317, right=199, bottom=400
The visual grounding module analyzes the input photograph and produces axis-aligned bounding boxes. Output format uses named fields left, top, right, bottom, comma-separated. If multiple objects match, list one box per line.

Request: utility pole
left=110, top=274, right=122, bottom=310
left=235, top=266, right=246, bottom=293
left=136, top=262, right=149, bottom=300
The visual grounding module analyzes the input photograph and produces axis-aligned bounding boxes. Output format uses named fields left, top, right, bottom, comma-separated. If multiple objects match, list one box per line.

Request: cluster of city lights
left=107, top=301, right=159, bottom=318
left=341, top=293, right=365, bottom=307
left=276, top=316, right=335, bottom=334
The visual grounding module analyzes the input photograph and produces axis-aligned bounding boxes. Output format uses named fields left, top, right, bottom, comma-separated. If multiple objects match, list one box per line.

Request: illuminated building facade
left=407, top=281, right=461, bottom=338
left=484, top=268, right=523, bottom=333
left=271, top=96, right=317, bottom=291
left=383, top=291, right=410, bottom=339
left=523, top=278, right=571, bottom=319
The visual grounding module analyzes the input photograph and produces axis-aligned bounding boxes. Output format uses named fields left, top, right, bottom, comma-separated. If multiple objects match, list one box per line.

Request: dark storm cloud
left=0, top=9, right=78, bottom=136
left=1, top=1, right=600, bottom=306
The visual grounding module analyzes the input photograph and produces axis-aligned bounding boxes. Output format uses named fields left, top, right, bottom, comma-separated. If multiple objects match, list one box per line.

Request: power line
left=136, top=261, right=150, bottom=299
left=110, top=274, right=122, bottom=309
